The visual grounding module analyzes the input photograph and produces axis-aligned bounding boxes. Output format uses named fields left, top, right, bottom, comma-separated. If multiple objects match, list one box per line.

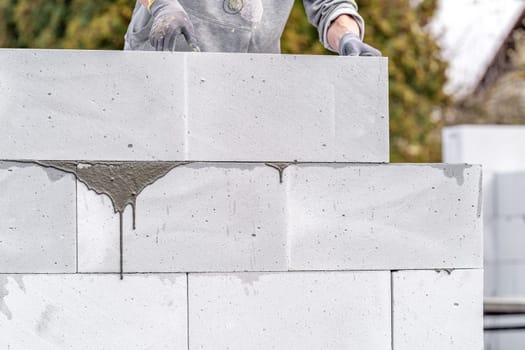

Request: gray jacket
left=124, top=0, right=364, bottom=53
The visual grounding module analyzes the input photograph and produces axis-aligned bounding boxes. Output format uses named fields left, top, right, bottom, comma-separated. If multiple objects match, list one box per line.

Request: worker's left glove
left=339, top=32, right=381, bottom=57
left=148, top=0, right=199, bottom=51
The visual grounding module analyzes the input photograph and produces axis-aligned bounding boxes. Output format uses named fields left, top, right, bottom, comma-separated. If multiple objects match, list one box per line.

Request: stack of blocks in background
left=443, top=125, right=525, bottom=349
left=0, top=50, right=482, bottom=349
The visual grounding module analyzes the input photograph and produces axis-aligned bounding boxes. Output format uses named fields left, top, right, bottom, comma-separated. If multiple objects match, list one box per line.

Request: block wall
left=0, top=50, right=483, bottom=349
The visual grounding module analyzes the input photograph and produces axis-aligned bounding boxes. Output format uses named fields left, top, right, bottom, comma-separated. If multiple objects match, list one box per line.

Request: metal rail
left=484, top=297, right=525, bottom=331
left=484, top=297, right=525, bottom=315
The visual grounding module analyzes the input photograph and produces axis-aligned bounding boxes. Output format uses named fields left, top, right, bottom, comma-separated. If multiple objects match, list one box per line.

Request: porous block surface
left=0, top=49, right=388, bottom=162
left=125, top=163, right=287, bottom=272
left=496, top=171, right=525, bottom=217
left=443, top=125, right=525, bottom=171
left=188, top=271, right=391, bottom=350
left=0, top=50, right=186, bottom=161
left=287, top=163, right=482, bottom=270
left=495, top=217, right=525, bottom=263
left=74, top=163, right=482, bottom=273
left=0, top=162, right=76, bottom=273
left=392, top=269, right=483, bottom=350
left=493, top=263, right=525, bottom=296
left=77, top=181, right=121, bottom=273
left=0, top=274, right=188, bottom=350
left=184, top=53, right=389, bottom=162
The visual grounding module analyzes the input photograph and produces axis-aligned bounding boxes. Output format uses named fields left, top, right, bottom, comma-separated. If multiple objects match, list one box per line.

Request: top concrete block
left=184, top=53, right=389, bottom=162
left=0, top=49, right=388, bottom=162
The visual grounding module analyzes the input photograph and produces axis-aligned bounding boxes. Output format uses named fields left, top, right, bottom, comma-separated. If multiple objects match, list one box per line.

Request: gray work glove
left=339, top=32, right=381, bottom=57
left=148, top=0, right=199, bottom=51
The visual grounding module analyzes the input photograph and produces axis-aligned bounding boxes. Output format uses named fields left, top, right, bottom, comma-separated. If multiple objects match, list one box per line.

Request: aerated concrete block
left=288, top=164, right=483, bottom=270
left=494, top=262, right=525, bottom=296
left=185, top=53, right=389, bottom=162
left=496, top=171, right=525, bottom=217
left=77, top=162, right=481, bottom=273
left=77, top=181, right=122, bottom=273
left=0, top=162, right=76, bottom=273
left=495, top=217, right=525, bottom=263
left=0, top=50, right=388, bottom=162
left=188, top=271, right=391, bottom=350
left=0, top=49, right=186, bottom=160
left=484, top=263, right=498, bottom=297
left=0, top=274, right=187, bottom=350
left=484, top=220, right=498, bottom=264
left=442, top=125, right=525, bottom=173
left=393, top=269, right=483, bottom=350
left=124, top=163, right=287, bottom=272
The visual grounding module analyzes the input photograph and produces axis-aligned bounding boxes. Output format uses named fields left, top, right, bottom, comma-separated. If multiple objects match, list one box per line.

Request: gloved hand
left=339, top=32, right=381, bottom=57
left=148, top=0, right=200, bottom=51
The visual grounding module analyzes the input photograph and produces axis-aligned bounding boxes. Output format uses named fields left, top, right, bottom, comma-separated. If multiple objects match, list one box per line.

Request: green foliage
left=0, top=0, right=134, bottom=49
left=281, top=1, right=329, bottom=55
left=63, top=0, right=134, bottom=49
left=0, top=0, right=449, bottom=162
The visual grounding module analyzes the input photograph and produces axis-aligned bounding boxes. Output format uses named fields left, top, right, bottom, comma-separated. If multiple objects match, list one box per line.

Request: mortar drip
left=265, top=162, right=292, bottom=184
left=36, top=161, right=187, bottom=279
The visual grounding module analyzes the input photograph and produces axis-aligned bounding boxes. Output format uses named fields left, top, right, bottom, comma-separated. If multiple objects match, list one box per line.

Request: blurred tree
left=0, top=0, right=133, bottom=49
left=0, top=0, right=448, bottom=162
left=62, top=0, right=134, bottom=49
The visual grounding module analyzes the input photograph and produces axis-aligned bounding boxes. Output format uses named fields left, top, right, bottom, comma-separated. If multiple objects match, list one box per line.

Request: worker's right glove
left=147, top=0, right=199, bottom=51
left=339, top=32, right=381, bottom=57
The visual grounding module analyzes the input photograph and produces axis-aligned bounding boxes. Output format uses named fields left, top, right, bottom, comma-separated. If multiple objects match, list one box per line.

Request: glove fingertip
left=367, top=48, right=382, bottom=57
left=342, top=47, right=361, bottom=56
left=181, top=27, right=194, bottom=43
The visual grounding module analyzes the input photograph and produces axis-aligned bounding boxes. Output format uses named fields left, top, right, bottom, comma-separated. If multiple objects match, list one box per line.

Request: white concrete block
left=288, top=164, right=483, bottom=270
left=484, top=220, right=498, bottom=264
left=393, top=269, right=483, bottom=350
left=484, top=332, right=497, bottom=350
left=0, top=50, right=388, bottom=162
left=443, top=125, right=525, bottom=173
left=494, top=262, right=525, bottom=296
left=77, top=181, right=122, bottom=273
left=484, top=262, right=498, bottom=297
left=124, top=163, right=287, bottom=272
left=495, top=217, right=525, bottom=263
left=0, top=162, right=76, bottom=272
left=0, top=49, right=186, bottom=160
left=485, top=315, right=525, bottom=350
left=185, top=53, right=389, bottom=162
left=0, top=274, right=187, bottom=350
left=78, top=162, right=482, bottom=273
left=496, top=171, right=525, bottom=217
left=188, top=271, right=391, bottom=350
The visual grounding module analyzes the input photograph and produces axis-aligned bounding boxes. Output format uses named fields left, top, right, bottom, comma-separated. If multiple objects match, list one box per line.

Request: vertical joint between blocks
left=186, top=272, right=190, bottom=350
left=75, top=178, right=79, bottom=274
left=390, top=270, right=394, bottom=350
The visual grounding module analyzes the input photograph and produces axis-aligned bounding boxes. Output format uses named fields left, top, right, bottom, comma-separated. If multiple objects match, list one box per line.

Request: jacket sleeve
left=302, top=0, right=364, bottom=51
